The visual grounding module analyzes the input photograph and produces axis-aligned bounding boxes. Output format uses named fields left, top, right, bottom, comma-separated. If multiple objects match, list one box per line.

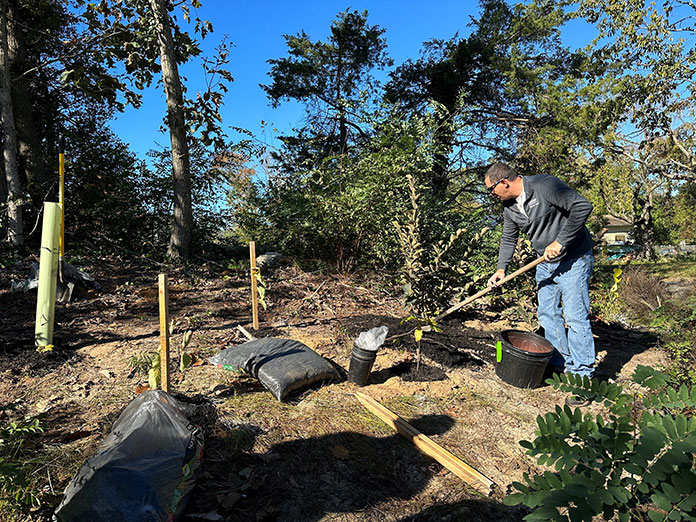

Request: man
left=485, top=163, right=595, bottom=404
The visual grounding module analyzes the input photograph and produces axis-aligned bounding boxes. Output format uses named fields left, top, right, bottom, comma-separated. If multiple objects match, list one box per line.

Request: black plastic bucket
left=495, top=330, right=554, bottom=388
left=348, top=345, right=378, bottom=386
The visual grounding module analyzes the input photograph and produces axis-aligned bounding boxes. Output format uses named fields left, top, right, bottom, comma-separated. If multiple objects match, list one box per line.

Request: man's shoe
left=565, top=395, right=591, bottom=407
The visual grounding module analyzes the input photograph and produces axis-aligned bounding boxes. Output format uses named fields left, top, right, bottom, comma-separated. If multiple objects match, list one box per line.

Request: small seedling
left=127, top=351, right=159, bottom=377
left=180, top=330, right=193, bottom=372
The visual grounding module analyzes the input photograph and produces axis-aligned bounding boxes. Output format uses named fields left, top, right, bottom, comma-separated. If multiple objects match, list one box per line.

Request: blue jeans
left=536, top=250, right=595, bottom=377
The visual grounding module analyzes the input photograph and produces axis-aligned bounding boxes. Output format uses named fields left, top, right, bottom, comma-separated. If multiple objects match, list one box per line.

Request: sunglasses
left=488, top=177, right=508, bottom=194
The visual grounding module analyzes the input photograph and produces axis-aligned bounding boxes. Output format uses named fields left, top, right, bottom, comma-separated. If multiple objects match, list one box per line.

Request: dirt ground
left=0, top=255, right=673, bottom=521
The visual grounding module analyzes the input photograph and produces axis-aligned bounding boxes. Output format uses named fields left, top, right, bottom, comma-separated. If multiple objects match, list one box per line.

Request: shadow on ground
left=187, top=414, right=525, bottom=522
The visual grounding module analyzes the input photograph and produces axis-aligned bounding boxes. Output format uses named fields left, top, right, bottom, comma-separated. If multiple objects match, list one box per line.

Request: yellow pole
left=58, top=136, right=65, bottom=282
left=35, top=202, right=61, bottom=350
left=158, top=274, right=171, bottom=393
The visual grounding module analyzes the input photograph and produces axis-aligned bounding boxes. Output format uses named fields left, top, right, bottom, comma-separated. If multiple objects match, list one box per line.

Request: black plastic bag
left=209, top=337, right=342, bottom=401
left=54, top=390, right=203, bottom=522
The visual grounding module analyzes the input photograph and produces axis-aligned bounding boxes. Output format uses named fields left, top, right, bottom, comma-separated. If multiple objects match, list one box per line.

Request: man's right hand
left=487, top=269, right=506, bottom=288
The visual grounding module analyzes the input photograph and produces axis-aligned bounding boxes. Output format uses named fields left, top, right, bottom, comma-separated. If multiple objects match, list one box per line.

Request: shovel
left=434, top=255, right=546, bottom=323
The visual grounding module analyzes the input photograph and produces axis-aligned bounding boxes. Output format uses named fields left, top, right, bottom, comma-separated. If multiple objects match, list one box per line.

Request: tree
left=385, top=0, right=616, bottom=201
left=575, top=0, right=696, bottom=253
left=673, top=181, right=696, bottom=243
left=74, top=0, right=232, bottom=261
left=262, top=9, right=392, bottom=166
left=0, top=0, right=21, bottom=245
left=149, top=0, right=192, bottom=260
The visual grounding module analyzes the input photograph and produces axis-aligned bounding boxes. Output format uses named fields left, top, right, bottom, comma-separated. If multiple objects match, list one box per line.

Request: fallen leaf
left=134, top=384, right=151, bottom=394
left=35, top=396, right=60, bottom=413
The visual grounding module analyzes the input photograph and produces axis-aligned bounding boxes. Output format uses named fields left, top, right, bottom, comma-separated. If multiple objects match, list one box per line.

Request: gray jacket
left=497, top=174, right=593, bottom=271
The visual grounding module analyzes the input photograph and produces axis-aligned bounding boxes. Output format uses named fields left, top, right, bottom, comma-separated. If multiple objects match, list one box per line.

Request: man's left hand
left=544, top=240, right=564, bottom=261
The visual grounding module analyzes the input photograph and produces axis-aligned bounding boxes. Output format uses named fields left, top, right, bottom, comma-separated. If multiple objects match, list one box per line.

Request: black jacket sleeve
left=496, top=212, right=519, bottom=272
left=543, top=176, right=593, bottom=248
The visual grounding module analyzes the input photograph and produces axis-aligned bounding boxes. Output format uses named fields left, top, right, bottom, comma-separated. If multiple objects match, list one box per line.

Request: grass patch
left=645, top=259, right=696, bottom=279
left=595, top=259, right=696, bottom=280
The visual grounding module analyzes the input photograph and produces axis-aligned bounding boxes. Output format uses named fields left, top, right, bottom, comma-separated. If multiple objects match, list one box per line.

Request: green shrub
left=504, top=367, right=696, bottom=521
left=652, top=295, right=696, bottom=385
left=394, top=174, right=490, bottom=315
left=590, top=266, right=624, bottom=324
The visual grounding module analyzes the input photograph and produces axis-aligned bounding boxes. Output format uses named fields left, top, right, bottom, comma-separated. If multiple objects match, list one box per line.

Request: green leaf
left=180, top=351, right=192, bottom=372
left=181, top=330, right=193, bottom=350
left=597, top=488, right=615, bottom=506
left=524, top=506, right=561, bottom=521
left=148, top=367, right=161, bottom=389
left=675, top=414, right=688, bottom=438
left=647, top=510, right=666, bottom=522
left=652, top=492, right=673, bottom=513
left=503, top=493, right=525, bottom=506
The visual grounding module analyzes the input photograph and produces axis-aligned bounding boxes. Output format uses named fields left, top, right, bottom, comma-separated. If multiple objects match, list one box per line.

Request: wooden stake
left=354, top=392, right=494, bottom=495
left=158, top=273, right=170, bottom=393
left=249, top=241, right=259, bottom=330
left=237, top=324, right=255, bottom=341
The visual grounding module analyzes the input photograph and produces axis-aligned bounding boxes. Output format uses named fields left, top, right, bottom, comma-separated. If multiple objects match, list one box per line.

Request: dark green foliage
left=262, top=9, right=391, bottom=163
left=504, top=367, right=696, bottom=521
left=63, top=122, right=169, bottom=256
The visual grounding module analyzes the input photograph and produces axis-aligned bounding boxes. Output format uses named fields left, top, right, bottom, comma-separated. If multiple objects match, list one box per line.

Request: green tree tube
left=35, top=202, right=61, bottom=348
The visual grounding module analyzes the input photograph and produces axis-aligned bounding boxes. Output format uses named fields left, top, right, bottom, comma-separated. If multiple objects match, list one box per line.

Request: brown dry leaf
left=191, top=354, right=206, bottom=366
left=35, top=396, right=60, bottom=413
left=332, top=444, right=350, bottom=460
left=134, top=384, right=150, bottom=394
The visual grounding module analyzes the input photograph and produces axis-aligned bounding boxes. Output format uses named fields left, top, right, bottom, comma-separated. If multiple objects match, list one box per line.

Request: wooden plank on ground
left=355, top=392, right=494, bottom=495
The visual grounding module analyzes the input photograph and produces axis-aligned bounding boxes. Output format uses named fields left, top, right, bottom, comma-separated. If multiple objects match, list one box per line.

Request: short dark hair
left=485, top=162, right=518, bottom=183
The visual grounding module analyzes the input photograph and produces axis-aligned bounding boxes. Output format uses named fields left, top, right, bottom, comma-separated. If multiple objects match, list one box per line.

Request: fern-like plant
left=504, top=367, right=696, bottom=521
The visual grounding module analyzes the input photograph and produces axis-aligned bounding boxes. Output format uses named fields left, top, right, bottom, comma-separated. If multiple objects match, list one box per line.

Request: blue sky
left=109, top=1, right=594, bottom=162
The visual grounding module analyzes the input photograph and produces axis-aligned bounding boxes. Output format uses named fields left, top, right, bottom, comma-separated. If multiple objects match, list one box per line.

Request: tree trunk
left=7, top=2, right=45, bottom=207
left=149, top=0, right=192, bottom=261
left=431, top=116, right=454, bottom=199
left=632, top=178, right=656, bottom=260
left=0, top=0, right=22, bottom=245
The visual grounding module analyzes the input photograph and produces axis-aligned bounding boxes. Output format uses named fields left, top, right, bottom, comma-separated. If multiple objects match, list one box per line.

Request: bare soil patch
left=0, top=257, right=671, bottom=521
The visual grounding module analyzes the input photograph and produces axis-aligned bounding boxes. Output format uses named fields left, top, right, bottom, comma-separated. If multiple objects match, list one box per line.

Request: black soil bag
left=54, top=390, right=203, bottom=522
left=209, top=337, right=343, bottom=401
